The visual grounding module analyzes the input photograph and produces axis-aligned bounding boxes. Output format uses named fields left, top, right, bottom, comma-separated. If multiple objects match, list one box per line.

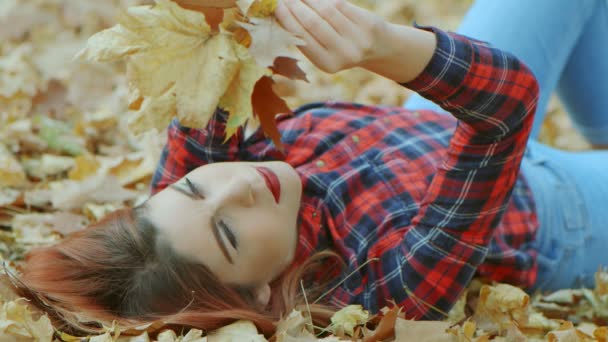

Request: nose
left=218, top=176, right=255, bottom=208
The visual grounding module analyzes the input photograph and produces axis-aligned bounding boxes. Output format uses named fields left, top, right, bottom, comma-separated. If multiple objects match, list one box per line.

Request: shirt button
left=412, top=111, right=421, bottom=118
left=351, top=135, right=360, bottom=143
left=316, top=160, right=325, bottom=168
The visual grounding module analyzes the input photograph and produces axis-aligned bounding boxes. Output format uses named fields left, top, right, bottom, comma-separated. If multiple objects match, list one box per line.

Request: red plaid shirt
left=150, top=27, right=540, bottom=319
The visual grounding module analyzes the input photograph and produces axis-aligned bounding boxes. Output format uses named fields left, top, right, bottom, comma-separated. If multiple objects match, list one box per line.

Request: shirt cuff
left=400, top=25, right=476, bottom=103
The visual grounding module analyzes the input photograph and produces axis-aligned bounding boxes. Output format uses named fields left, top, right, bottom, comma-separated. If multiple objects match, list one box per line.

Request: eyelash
left=185, top=177, right=238, bottom=250
left=218, top=219, right=238, bottom=250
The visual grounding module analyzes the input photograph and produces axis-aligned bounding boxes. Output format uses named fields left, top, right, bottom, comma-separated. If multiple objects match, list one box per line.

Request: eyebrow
left=168, top=182, right=234, bottom=264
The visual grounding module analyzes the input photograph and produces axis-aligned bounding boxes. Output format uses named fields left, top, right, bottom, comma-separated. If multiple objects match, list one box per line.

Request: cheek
left=248, top=221, right=293, bottom=265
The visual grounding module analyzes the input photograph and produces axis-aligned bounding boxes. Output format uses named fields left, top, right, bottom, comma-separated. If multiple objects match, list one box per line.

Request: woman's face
left=146, top=161, right=302, bottom=288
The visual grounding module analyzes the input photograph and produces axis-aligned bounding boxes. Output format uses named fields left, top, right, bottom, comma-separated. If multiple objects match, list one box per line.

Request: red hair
left=15, top=205, right=342, bottom=337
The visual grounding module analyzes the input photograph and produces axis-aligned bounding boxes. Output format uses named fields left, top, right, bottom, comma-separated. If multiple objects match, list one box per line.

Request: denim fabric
left=404, top=0, right=608, bottom=291
left=405, top=0, right=608, bottom=144
left=521, top=141, right=608, bottom=291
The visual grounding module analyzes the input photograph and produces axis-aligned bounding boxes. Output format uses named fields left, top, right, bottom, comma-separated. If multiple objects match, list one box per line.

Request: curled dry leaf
left=362, top=306, right=400, bottom=342
left=474, top=283, right=530, bottom=333
left=274, top=309, right=316, bottom=341
left=329, top=304, right=369, bottom=337
left=546, top=320, right=595, bottom=342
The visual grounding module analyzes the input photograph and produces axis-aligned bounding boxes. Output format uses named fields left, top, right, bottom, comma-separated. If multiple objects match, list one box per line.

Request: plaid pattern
left=150, top=27, right=540, bottom=319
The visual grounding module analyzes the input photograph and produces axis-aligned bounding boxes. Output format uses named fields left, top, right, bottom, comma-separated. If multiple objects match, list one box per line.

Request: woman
left=17, top=0, right=608, bottom=336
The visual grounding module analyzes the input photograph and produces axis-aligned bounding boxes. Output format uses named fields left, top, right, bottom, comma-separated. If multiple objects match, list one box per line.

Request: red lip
left=255, top=167, right=281, bottom=204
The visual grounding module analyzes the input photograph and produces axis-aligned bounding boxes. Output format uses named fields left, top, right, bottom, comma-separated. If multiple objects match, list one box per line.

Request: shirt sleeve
left=150, top=108, right=263, bottom=194
left=362, top=26, right=539, bottom=318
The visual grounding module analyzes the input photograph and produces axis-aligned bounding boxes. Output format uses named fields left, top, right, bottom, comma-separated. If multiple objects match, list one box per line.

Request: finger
left=336, top=0, right=375, bottom=25
left=276, top=0, right=332, bottom=66
left=301, top=0, right=357, bottom=37
left=283, top=0, right=342, bottom=49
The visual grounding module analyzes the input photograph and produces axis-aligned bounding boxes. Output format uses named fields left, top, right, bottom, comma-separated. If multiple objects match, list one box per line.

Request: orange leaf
left=362, top=306, right=401, bottom=342
left=252, top=76, right=290, bottom=152
left=172, top=0, right=226, bottom=30
left=271, top=56, right=308, bottom=81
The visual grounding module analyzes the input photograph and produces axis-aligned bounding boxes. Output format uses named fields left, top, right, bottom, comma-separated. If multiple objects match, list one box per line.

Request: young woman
left=17, top=0, right=608, bottom=336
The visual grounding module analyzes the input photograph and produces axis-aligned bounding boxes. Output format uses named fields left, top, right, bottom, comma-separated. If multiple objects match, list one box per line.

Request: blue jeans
left=404, top=0, right=608, bottom=291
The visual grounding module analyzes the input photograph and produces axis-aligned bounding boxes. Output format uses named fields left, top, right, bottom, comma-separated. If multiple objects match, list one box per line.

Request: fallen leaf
left=0, top=298, right=54, bottom=341
left=0, top=188, right=21, bottom=207
left=329, top=304, right=369, bottom=337
left=21, top=154, right=76, bottom=179
left=207, top=320, right=267, bottom=341
left=0, top=143, right=27, bottom=188
left=474, top=284, right=530, bottom=333
left=0, top=44, right=40, bottom=99
left=394, top=319, right=453, bottom=342
left=69, top=154, right=101, bottom=181
left=274, top=309, right=317, bottom=342
left=547, top=321, right=594, bottom=342
left=362, top=306, right=400, bottom=342
left=24, top=173, right=138, bottom=210
left=596, top=268, right=608, bottom=297
left=33, top=115, right=85, bottom=156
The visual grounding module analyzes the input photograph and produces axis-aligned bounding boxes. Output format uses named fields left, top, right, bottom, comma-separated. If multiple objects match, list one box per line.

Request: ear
left=254, top=283, right=271, bottom=307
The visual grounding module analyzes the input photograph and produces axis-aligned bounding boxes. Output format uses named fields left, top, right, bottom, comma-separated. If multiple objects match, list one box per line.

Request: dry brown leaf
left=474, top=284, right=530, bottom=333
left=251, top=75, right=291, bottom=151
left=271, top=57, right=308, bottom=81
left=362, top=306, right=400, bottom=342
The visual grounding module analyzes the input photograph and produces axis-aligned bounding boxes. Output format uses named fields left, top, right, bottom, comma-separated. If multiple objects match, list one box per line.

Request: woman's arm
left=277, top=0, right=539, bottom=317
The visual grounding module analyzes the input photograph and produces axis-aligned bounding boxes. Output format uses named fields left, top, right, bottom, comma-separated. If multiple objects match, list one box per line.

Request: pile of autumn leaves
left=1, top=0, right=606, bottom=340
left=2, top=270, right=608, bottom=341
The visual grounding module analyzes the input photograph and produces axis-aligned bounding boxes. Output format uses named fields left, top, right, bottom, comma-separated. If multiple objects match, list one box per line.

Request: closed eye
left=218, top=219, right=238, bottom=250
left=185, top=177, right=204, bottom=199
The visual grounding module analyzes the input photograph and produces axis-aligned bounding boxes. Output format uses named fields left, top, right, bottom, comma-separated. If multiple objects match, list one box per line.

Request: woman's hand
left=275, top=0, right=389, bottom=74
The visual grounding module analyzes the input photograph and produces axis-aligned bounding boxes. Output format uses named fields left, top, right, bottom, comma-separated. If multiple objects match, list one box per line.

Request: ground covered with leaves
left=0, top=0, right=601, bottom=341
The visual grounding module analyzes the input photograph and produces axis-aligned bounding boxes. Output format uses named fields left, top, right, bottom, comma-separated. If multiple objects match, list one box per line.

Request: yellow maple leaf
left=237, top=0, right=277, bottom=17
left=77, top=0, right=269, bottom=137
left=239, top=17, right=305, bottom=67
left=249, top=0, right=277, bottom=17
